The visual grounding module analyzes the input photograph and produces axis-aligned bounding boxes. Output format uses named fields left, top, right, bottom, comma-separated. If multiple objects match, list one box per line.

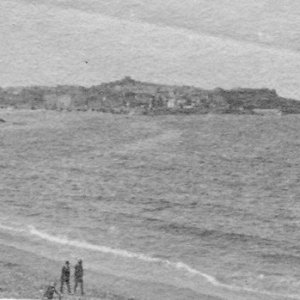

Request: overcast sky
left=1, top=0, right=299, bottom=99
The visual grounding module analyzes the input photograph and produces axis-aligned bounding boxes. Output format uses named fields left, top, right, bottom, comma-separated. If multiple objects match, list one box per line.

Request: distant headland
left=1, top=77, right=300, bottom=115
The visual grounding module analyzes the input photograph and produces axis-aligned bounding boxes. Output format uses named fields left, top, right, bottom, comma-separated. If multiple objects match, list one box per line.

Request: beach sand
left=0, top=241, right=222, bottom=300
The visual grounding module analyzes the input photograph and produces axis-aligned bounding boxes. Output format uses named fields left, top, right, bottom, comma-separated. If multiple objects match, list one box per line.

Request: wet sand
left=0, top=240, right=223, bottom=300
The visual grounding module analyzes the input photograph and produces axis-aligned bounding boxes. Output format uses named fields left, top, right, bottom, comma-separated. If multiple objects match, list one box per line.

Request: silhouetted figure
left=43, top=282, right=61, bottom=300
left=74, top=259, right=84, bottom=295
left=60, top=261, right=71, bottom=294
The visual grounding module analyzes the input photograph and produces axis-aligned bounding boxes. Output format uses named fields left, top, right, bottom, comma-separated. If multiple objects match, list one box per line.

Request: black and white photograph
left=0, top=1, right=300, bottom=299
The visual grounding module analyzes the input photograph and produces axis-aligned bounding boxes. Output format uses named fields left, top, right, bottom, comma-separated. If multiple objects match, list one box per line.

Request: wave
left=26, top=226, right=227, bottom=289
left=158, top=221, right=300, bottom=257
left=26, top=227, right=300, bottom=299
left=28, top=225, right=161, bottom=262
left=0, top=223, right=27, bottom=233
left=1, top=223, right=300, bottom=299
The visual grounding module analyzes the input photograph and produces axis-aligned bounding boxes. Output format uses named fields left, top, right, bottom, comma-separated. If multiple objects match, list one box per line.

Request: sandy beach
left=0, top=236, right=222, bottom=300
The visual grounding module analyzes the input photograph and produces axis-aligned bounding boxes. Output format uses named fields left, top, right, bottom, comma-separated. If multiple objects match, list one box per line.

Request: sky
left=0, top=0, right=299, bottom=99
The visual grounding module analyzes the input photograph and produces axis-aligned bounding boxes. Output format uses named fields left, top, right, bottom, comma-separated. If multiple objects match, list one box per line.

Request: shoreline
left=0, top=237, right=222, bottom=300
left=1, top=110, right=300, bottom=300
left=0, top=225, right=297, bottom=300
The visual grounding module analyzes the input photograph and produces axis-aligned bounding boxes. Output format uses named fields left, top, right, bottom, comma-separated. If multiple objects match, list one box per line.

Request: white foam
left=28, top=226, right=226, bottom=285
left=1, top=223, right=300, bottom=299
left=0, top=224, right=26, bottom=233
left=28, top=226, right=161, bottom=262
left=27, top=226, right=300, bottom=299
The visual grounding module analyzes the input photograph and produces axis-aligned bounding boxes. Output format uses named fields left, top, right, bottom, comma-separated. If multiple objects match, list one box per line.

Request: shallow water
left=1, top=111, right=300, bottom=299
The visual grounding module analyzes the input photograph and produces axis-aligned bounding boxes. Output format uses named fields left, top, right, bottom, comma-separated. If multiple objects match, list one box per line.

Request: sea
left=1, top=0, right=300, bottom=298
left=1, top=112, right=300, bottom=299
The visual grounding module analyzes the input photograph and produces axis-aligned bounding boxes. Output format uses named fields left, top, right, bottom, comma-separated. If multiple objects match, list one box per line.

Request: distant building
left=167, top=98, right=176, bottom=108
left=44, top=94, right=73, bottom=110
left=253, top=108, right=282, bottom=116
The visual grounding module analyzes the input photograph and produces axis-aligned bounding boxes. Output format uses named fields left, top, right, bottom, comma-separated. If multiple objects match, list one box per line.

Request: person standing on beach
left=74, top=259, right=84, bottom=295
left=60, top=261, right=71, bottom=294
left=43, top=282, right=61, bottom=300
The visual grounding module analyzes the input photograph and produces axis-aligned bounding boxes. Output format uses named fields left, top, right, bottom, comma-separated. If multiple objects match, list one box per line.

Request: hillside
left=0, top=77, right=299, bottom=114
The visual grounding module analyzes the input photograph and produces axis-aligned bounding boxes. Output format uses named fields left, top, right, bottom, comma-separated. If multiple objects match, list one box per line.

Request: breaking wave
left=1, top=223, right=300, bottom=299
left=26, top=226, right=300, bottom=299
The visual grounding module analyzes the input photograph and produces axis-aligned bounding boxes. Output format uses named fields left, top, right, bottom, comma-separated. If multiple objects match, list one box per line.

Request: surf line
left=28, top=226, right=224, bottom=285
left=1, top=223, right=300, bottom=299
left=27, top=226, right=300, bottom=299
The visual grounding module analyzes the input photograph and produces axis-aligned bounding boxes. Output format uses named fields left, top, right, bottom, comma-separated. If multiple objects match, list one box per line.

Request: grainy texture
left=1, top=1, right=300, bottom=98
left=1, top=110, right=299, bottom=300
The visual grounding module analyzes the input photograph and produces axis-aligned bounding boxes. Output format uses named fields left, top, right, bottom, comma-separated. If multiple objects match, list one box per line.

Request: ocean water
left=1, top=111, right=300, bottom=299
